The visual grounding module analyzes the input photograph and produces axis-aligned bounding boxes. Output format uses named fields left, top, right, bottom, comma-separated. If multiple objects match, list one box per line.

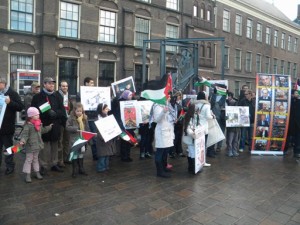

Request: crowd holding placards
left=0, top=74, right=299, bottom=183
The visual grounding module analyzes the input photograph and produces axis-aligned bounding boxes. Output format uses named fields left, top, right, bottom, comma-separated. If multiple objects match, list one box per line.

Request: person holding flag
left=31, top=77, right=67, bottom=174
left=66, top=103, right=91, bottom=177
left=19, top=107, right=52, bottom=183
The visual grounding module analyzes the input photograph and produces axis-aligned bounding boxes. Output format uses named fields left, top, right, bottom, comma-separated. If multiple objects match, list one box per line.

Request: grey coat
left=20, top=122, right=52, bottom=153
left=66, top=115, right=90, bottom=149
left=96, top=115, right=115, bottom=157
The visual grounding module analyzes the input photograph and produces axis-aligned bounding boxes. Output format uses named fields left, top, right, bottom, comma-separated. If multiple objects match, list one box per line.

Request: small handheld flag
left=4, top=145, right=22, bottom=155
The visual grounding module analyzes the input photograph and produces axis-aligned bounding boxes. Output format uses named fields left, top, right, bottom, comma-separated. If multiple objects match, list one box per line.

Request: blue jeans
left=239, top=125, right=254, bottom=150
left=155, top=147, right=170, bottom=165
left=97, top=156, right=109, bottom=172
left=88, top=121, right=98, bottom=160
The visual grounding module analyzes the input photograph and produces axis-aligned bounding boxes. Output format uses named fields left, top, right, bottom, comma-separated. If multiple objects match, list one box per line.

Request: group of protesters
left=0, top=74, right=299, bottom=182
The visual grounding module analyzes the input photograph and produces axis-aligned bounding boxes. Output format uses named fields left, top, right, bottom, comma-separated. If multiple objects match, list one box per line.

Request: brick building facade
left=0, top=0, right=299, bottom=97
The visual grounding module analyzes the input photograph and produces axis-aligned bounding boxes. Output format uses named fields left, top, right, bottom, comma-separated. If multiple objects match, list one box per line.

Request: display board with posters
left=252, top=74, right=291, bottom=155
left=225, top=106, right=250, bottom=127
left=120, top=100, right=142, bottom=129
left=194, top=126, right=206, bottom=174
left=80, top=86, right=111, bottom=111
left=111, top=76, right=136, bottom=97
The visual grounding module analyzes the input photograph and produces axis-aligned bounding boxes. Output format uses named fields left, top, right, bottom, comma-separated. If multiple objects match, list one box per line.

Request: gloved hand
left=48, top=110, right=57, bottom=119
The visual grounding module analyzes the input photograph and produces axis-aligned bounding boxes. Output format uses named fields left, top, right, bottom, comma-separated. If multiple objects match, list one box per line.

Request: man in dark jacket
left=0, top=77, right=24, bottom=175
left=31, top=77, right=67, bottom=174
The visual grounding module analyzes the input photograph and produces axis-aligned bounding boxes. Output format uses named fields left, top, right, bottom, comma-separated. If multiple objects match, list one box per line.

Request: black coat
left=31, top=90, right=67, bottom=142
left=0, top=87, right=24, bottom=135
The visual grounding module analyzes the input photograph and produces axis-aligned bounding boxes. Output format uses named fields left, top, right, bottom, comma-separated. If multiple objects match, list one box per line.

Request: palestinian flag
left=178, top=109, right=185, bottom=121
left=140, top=74, right=173, bottom=105
left=80, top=131, right=97, bottom=141
left=120, top=131, right=138, bottom=146
left=4, top=145, right=22, bottom=155
left=194, top=77, right=212, bottom=87
left=215, top=86, right=227, bottom=96
left=39, top=102, right=51, bottom=113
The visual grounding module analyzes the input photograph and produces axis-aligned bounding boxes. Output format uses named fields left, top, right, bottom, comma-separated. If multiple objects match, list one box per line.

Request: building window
left=273, top=58, right=278, bottom=74
left=234, top=80, right=240, bottom=98
left=265, top=56, right=270, bottom=74
left=166, top=0, right=178, bottom=11
left=207, top=8, right=211, bottom=21
left=59, top=1, right=79, bottom=38
left=266, top=27, right=271, bottom=45
left=59, top=58, right=78, bottom=95
left=134, top=64, right=148, bottom=94
left=294, top=38, right=298, bottom=53
left=200, top=45, right=205, bottom=57
left=246, top=19, right=252, bottom=39
left=293, top=63, right=297, bottom=78
left=234, top=49, right=241, bottom=70
left=99, top=10, right=116, bottom=43
left=166, top=24, right=178, bottom=52
left=274, top=30, right=278, bottom=47
left=10, top=54, right=33, bottom=72
left=10, top=0, right=33, bottom=32
left=280, top=60, right=285, bottom=74
left=200, top=4, right=204, bottom=19
left=281, top=33, right=285, bottom=49
left=193, top=5, right=198, bottom=17
left=256, top=54, right=261, bottom=73
left=207, top=45, right=212, bottom=58
left=99, top=61, right=115, bottom=87
left=224, top=46, right=229, bottom=69
left=245, top=52, right=252, bottom=72
left=135, top=17, right=150, bottom=48
left=235, top=14, right=242, bottom=36
left=256, top=23, right=262, bottom=42
left=287, top=62, right=291, bottom=75
left=223, top=10, right=230, bottom=32
left=287, top=35, right=292, bottom=51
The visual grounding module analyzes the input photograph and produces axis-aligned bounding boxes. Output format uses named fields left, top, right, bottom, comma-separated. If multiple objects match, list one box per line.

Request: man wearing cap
left=31, top=77, right=67, bottom=174
left=24, top=81, right=40, bottom=111
left=0, top=77, right=24, bottom=175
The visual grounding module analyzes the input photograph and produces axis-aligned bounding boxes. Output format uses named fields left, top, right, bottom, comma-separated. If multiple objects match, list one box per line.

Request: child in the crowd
left=96, top=103, right=116, bottom=172
left=20, top=107, right=52, bottom=183
left=66, top=103, right=90, bottom=177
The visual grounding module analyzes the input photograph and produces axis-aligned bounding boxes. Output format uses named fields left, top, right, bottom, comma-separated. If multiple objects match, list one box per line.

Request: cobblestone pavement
left=0, top=147, right=299, bottom=225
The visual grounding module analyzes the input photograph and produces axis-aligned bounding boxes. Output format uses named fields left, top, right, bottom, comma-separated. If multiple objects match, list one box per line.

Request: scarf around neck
left=77, top=114, right=84, bottom=131
left=43, top=88, right=54, bottom=95
left=30, top=119, right=42, bottom=131
left=0, top=86, right=9, bottom=95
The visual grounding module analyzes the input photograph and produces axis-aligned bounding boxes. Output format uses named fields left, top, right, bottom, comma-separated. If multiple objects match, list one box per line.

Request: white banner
left=80, top=86, right=111, bottom=111
left=194, top=126, right=206, bottom=174
left=207, top=119, right=225, bottom=147
left=94, top=115, right=122, bottom=142
left=0, top=95, right=7, bottom=129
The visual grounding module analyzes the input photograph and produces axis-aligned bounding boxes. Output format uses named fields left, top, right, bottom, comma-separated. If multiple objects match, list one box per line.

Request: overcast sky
left=265, top=0, right=299, bottom=20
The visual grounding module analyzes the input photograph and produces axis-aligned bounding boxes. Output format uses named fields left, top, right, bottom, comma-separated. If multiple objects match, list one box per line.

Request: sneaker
left=227, top=153, right=233, bottom=157
left=5, top=167, right=14, bottom=175
left=233, top=152, right=239, bottom=157
left=204, top=163, right=211, bottom=167
left=145, top=153, right=152, bottom=158
left=166, top=164, right=173, bottom=169
left=239, top=148, right=244, bottom=152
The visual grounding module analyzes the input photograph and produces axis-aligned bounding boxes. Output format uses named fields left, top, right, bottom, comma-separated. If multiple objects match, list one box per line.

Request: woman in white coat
left=152, top=95, right=175, bottom=178
left=194, top=91, right=214, bottom=166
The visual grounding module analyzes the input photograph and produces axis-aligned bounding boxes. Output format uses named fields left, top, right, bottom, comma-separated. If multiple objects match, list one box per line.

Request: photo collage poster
left=252, top=74, right=291, bottom=155
left=225, top=106, right=250, bottom=127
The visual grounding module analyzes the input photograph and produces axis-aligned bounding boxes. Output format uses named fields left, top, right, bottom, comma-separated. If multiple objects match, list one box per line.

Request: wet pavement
left=0, top=147, right=299, bottom=225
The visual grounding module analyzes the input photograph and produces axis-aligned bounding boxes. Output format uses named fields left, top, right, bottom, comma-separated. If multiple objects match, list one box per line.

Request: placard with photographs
left=137, top=100, right=153, bottom=123
left=252, top=73, right=291, bottom=155
left=194, top=126, right=206, bottom=174
left=225, top=106, right=250, bottom=127
left=111, top=76, right=136, bottom=97
left=120, top=100, right=142, bottom=129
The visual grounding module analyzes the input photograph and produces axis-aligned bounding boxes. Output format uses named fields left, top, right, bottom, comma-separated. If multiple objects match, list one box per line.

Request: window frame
left=235, top=14, right=242, bottom=36
left=245, top=51, right=252, bottom=72
left=98, top=60, right=116, bottom=87
left=256, top=23, right=262, bottom=42
left=58, top=1, right=80, bottom=39
left=99, top=9, right=117, bottom=43
left=273, top=58, right=278, bottom=74
left=10, top=54, right=34, bottom=73
left=166, top=23, right=179, bottom=52
left=246, top=18, right=253, bottom=39
left=274, top=30, right=278, bottom=47
left=265, top=56, right=270, bottom=74
left=287, top=35, right=292, bottom=51
left=134, top=16, right=150, bottom=48
left=223, top=9, right=230, bottom=32
left=166, top=0, right=179, bottom=11
left=10, top=0, right=35, bottom=33
left=266, top=27, right=271, bottom=45
left=256, top=54, right=261, bottom=73
left=281, top=33, right=285, bottom=49
left=234, top=49, right=242, bottom=71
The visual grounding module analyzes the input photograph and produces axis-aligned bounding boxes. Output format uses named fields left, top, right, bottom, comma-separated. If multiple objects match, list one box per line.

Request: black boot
left=187, top=157, right=193, bottom=173
left=155, top=162, right=170, bottom=178
left=78, top=158, right=88, bottom=175
left=72, top=159, right=78, bottom=178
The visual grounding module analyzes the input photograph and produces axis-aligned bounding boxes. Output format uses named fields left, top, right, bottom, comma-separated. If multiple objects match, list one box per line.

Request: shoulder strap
left=198, top=103, right=205, bottom=113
